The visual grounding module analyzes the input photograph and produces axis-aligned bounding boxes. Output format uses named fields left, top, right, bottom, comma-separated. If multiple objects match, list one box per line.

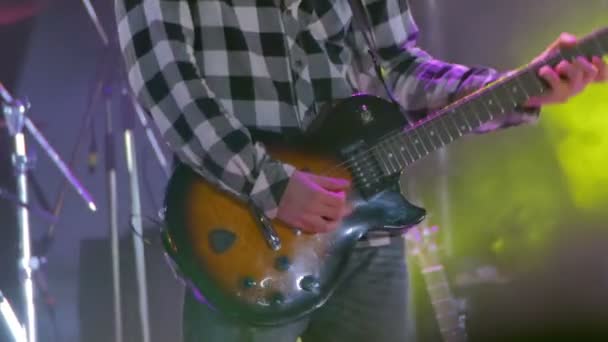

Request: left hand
left=525, top=33, right=608, bottom=107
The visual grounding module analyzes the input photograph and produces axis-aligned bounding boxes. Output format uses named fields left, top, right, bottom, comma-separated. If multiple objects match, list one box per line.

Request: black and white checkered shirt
left=116, top=0, right=533, bottom=219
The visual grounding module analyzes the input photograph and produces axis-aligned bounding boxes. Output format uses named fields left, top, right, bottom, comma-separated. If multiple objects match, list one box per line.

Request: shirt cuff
left=249, top=158, right=296, bottom=219
left=474, top=104, right=541, bottom=134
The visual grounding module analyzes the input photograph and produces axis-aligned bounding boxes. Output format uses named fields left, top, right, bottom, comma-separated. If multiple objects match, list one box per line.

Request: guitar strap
left=347, top=0, right=413, bottom=123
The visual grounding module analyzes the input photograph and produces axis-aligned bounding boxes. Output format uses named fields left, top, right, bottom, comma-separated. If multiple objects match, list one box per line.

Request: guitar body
left=162, top=94, right=426, bottom=325
left=159, top=27, right=608, bottom=325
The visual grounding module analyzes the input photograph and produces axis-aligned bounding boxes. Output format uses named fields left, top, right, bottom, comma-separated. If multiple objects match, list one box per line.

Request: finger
left=317, top=188, right=347, bottom=209
left=556, top=59, right=586, bottom=95
left=592, top=56, right=608, bottom=82
left=309, top=201, right=342, bottom=221
left=313, top=175, right=351, bottom=192
left=574, top=57, right=598, bottom=85
left=324, top=219, right=341, bottom=232
left=539, top=65, right=569, bottom=101
left=301, top=214, right=332, bottom=233
left=554, top=32, right=578, bottom=50
left=543, top=33, right=577, bottom=56
left=555, top=60, right=580, bottom=82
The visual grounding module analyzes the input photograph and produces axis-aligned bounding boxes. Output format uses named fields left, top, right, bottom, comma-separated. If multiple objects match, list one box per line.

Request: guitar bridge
left=250, top=204, right=281, bottom=251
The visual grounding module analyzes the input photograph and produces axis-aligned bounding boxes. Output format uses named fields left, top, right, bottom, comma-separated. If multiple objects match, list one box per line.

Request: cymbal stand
left=1, top=82, right=97, bottom=342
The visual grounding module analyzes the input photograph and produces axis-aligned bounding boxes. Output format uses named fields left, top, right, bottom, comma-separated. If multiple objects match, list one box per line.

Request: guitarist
left=115, top=0, right=607, bottom=341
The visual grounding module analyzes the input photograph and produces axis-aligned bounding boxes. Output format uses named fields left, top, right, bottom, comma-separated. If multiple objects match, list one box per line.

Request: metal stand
left=1, top=83, right=97, bottom=342
left=58, top=2, right=168, bottom=341
left=122, top=86, right=152, bottom=342
left=103, top=84, right=123, bottom=342
left=50, top=51, right=163, bottom=342
left=0, top=291, right=26, bottom=342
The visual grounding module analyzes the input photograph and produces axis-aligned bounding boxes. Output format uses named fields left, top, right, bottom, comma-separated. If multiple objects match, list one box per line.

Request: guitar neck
left=370, top=27, right=608, bottom=175
left=420, top=260, right=466, bottom=342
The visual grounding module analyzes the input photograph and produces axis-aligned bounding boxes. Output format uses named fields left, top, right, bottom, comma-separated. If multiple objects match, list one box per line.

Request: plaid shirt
left=116, top=0, right=535, bottom=219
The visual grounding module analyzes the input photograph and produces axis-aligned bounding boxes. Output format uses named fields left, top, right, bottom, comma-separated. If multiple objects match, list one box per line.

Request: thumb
left=313, top=175, right=351, bottom=191
left=534, top=33, right=578, bottom=65
left=547, top=33, right=578, bottom=53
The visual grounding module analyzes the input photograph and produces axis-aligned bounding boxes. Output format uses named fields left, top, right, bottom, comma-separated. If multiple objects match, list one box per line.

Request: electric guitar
left=161, top=27, right=608, bottom=325
left=406, top=226, right=467, bottom=342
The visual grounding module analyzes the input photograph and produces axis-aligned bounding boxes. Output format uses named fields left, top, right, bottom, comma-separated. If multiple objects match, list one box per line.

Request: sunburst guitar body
left=162, top=95, right=426, bottom=326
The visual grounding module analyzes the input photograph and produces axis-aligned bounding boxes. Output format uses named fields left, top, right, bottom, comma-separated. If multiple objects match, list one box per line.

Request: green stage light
left=543, top=79, right=608, bottom=214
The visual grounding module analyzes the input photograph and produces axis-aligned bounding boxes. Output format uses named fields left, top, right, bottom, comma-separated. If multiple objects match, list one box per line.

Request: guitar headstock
left=405, top=225, right=439, bottom=257
left=405, top=225, right=443, bottom=270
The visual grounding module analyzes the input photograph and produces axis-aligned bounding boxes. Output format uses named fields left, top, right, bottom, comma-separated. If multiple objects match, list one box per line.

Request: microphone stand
left=121, top=84, right=152, bottom=342
left=52, top=2, right=169, bottom=341
left=1, top=82, right=97, bottom=342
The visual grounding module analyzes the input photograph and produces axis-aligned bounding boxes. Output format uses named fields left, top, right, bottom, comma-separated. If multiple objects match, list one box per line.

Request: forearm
left=350, top=0, right=539, bottom=129
left=116, top=0, right=294, bottom=217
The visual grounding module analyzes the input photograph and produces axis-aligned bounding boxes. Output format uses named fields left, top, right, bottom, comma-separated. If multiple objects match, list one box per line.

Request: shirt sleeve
left=348, top=0, right=539, bottom=128
left=115, top=0, right=295, bottom=218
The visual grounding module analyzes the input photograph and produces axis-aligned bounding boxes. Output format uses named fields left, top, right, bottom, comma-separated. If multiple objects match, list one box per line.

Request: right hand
left=277, top=170, right=352, bottom=233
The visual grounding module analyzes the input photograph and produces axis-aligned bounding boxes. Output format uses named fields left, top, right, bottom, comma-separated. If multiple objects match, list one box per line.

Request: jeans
left=182, top=237, right=414, bottom=342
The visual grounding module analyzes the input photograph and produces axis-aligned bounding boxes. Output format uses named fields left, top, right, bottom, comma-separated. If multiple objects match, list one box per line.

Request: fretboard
left=421, top=262, right=466, bottom=342
left=370, top=26, right=608, bottom=175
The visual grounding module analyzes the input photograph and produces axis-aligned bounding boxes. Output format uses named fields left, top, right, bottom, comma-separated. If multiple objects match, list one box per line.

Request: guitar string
left=314, top=41, right=603, bottom=181
left=315, top=84, right=520, bottom=180
left=314, top=65, right=537, bottom=178
left=280, top=34, right=604, bottom=180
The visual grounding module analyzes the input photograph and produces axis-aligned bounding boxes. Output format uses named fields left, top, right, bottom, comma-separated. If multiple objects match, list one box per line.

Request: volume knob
left=299, top=275, right=320, bottom=292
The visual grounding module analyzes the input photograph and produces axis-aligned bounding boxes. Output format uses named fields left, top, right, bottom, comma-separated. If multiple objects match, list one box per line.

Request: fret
left=385, top=138, right=408, bottom=169
left=388, top=141, right=408, bottom=169
left=432, top=298, right=456, bottom=311
left=514, top=69, right=546, bottom=98
left=436, top=116, right=458, bottom=142
left=437, top=316, right=460, bottom=325
left=490, top=81, right=519, bottom=110
left=556, top=47, right=578, bottom=62
left=414, top=125, right=435, bottom=153
left=421, top=264, right=444, bottom=274
left=431, top=119, right=453, bottom=145
left=384, top=142, right=401, bottom=173
left=476, top=92, right=504, bottom=121
left=571, top=44, right=587, bottom=59
left=379, top=143, right=399, bottom=174
left=426, top=282, right=449, bottom=291
left=500, top=77, right=529, bottom=105
left=422, top=121, right=445, bottom=149
left=592, top=34, right=608, bottom=53
left=424, top=270, right=448, bottom=284
left=435, top=116, right=457, bottom=143
left=402, top=132, right=423, bottom=160
left=449, top=108, right=473, bottom=135
left=543, top=50, right=565, bottom=67
left=581, top=36, right=607, bottom=56
left=372, top=147, right=393, bottom=176
left=396, top=135, right=415, bottom=164
left=410, top=128, right=430, bottom=156
left=442, top=112, right=465, bottom=138
left=428, top=287, right=451, bottom=301
left=458, top=100, right=484, bottom=127
left=462, top=94, right=496, bottom=123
